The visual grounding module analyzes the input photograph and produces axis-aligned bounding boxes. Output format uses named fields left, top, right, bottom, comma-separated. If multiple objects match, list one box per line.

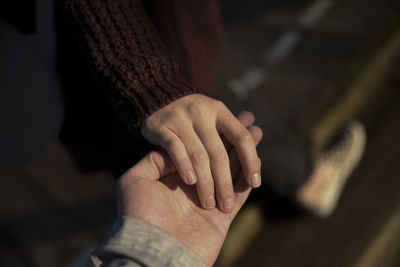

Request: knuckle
left=162, top=136, right=180, bottom=150
left=248, top=157, right=262, bottom=172
left=197, top=179, right=214, bottom=196
left=175, top=157, right=191, bottom=169
left=143, top=115, right=164, bottom=132
left=237, top=130, right=253, bottom=144
left=140, top=121, right=159, bottom=139
left=188, top=102, right=211, bottom=119
left=209, top=147, right=229, bottom=162
left=157, top=128, right=170, bottom=138
left=192, top=150, right=209, bottom=164
left=220, top=183, right=234, bottom=197
left=170, top=108, right=185, bottom=120
left=188, top=101, right=205, bottom=115
left=188, top=145, right=209, bottom=163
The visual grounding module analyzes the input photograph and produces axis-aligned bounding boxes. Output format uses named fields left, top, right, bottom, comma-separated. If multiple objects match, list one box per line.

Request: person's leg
left=258, top=118, right=314, bottom=198
left=296, top=121, right=366, bottom=217
left=255, top=117, right=366, bottom=218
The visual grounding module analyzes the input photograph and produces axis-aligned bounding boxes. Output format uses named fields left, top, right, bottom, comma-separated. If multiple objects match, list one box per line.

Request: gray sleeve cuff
left=90, top=216, right=206, bottom=267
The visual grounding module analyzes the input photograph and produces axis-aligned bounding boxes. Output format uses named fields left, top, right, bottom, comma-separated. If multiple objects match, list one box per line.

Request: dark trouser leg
left=258, top=117, right=314, bottom=198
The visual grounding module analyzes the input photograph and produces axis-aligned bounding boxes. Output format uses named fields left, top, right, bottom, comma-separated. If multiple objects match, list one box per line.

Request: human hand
left=119, top=111, right=263, bottom=266
left=141, top=94, right=261, bottom=213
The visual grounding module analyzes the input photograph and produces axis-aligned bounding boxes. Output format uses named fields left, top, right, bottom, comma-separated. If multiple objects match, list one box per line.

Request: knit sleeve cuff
left=114, top=77, right=202, bottom=133
left=59, top=0, right=204, bottom=134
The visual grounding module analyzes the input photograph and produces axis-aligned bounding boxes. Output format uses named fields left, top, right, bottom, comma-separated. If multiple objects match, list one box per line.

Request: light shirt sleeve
left=90, top=216, right=206, bottom=267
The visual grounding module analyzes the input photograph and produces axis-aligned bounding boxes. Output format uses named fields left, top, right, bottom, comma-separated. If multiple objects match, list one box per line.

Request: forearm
left=58, top=0, right=201, bottom=131
left=91, top=216, right=205, bottom=267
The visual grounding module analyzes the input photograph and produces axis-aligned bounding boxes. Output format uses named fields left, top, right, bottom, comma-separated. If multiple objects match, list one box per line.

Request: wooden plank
left=299, top=16, right=400, bottom=152
left=353, top=203, right=400, bottom=267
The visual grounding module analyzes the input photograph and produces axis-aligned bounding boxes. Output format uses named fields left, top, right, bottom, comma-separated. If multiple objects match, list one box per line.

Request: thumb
left=123, top=150, right=176, bottom=181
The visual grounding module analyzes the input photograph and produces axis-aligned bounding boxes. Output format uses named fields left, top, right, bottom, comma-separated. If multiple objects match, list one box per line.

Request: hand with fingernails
left=121, top=111, right=263, bottom=266
left=141, top=94, right=261, bottom=212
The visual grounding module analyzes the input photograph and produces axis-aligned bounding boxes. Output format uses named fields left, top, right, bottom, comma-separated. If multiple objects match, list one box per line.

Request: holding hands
left=120, top=111, right=263, bottom=266
left=141, top=94, right=262, bottom=212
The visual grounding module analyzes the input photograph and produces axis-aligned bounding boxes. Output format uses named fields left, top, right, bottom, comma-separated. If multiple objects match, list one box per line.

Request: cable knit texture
left=60, top=0, right=203, bottom=131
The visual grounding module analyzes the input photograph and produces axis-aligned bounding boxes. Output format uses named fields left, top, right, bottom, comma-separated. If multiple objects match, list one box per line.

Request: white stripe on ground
left=228, top=67, right=267, bottom=100
left=263, top=30, right=301, bottom=65
left=298, top=0, right=334, bottom=28
left=228, top=0, right=335, bottom=100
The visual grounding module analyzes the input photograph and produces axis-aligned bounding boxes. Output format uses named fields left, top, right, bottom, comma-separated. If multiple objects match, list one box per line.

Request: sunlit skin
left=141, top=94, right=262, bottom=213
left=120, top=111, right=263, bottom=266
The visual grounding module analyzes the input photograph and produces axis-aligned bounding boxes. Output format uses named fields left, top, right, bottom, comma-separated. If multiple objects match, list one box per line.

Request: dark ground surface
left=217, top=0, right=400, bottom=266
left=229, top=65, right=400, bottom=267
left=1, top=0, right=400, bottom=266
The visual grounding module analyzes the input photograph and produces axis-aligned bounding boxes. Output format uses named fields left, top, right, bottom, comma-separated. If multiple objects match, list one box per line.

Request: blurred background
left=1, top=0, right=400, bottom=266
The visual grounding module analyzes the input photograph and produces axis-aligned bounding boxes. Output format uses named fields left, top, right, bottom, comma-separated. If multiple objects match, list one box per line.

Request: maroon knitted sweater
left=60, top=0, right=223, bottom=132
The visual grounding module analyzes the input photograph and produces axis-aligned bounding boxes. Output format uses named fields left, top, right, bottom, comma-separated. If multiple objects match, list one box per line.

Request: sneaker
left=297, top=121, right=366, bottom=217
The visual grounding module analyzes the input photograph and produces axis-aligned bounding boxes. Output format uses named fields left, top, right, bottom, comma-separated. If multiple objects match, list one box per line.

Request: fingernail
left=206, top=196, right=215, bottom=208
left=251, top=173, right=261, bottom=187
left=223, top=198, right=233, bottom=212
left=187, top=171, right=196, bottom=184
